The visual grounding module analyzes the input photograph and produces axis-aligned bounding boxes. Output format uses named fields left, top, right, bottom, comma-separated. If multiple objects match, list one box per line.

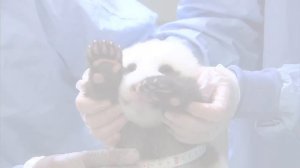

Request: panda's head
left=119, top=39, right=200, bottom=128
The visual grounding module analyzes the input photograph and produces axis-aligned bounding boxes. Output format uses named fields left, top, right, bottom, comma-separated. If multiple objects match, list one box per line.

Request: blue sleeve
left=228, top=65, right=283, bottom=120
left=152, top=0, right=263, bottom=69
left=276, top=64, right=300, bottom=131
left=228, top=64, right=300, bottom=134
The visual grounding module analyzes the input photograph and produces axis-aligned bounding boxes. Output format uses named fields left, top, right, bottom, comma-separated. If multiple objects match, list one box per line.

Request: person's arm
left=154, top=0, right=299, bottom=125
left=137, top=0, right=263, bottom=144
left=229, top=64, right=300, bottom=129
left=277, top=64, right=300, bottom=131
left=228, top=65, right=282, bottom=120
left=153, top=0, right=263, bottom=69
left=164, top=63, right=299, bottom=144
left=152, top=0, right=293, bottom=121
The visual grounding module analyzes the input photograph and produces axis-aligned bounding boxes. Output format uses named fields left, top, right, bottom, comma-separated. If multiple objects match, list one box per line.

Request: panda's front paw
left=84, top=40, right=122, bottom=102
left=141, top=76, right=201, bottom=111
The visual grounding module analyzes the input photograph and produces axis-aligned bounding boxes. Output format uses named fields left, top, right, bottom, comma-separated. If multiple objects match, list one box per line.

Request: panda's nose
left=139, top=76, right=173, bottom=94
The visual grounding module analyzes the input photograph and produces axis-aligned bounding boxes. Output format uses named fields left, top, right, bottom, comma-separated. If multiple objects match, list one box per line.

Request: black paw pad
left=84, top=40, right=122, bottom=102
left=141, top=76, right=202, bottom=111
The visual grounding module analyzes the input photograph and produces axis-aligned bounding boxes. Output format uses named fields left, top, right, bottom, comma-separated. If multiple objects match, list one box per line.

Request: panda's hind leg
left=84, top=40, right=122, bottom=103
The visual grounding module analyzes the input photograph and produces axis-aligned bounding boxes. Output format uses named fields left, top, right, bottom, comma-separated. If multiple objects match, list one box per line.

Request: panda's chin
left=120, top=101, right=164, bottom=128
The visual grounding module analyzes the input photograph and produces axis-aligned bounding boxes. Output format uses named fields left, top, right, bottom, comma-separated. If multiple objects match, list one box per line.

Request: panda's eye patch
left=123, top=63, right=137, bottom=74
left=159, top=64, right=175, bottom=75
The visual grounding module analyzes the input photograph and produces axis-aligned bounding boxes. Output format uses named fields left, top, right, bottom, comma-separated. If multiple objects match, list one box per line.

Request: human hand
left=163, top=65, right=240, bottom=144
left=76, top=69, right=127, bottom=146
left=25, top=148, right=140, bottom=168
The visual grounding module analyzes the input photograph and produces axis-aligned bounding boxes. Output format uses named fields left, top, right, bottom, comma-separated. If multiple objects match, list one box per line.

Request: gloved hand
left=76, top=70, right=127, bottom=146
left=163, top=65, right=240, bottom=144
left=24, top=148, right=140, bottom=168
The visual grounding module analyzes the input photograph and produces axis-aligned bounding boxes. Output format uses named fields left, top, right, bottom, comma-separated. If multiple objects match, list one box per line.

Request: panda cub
left=84, top=40, right=227, bottom=168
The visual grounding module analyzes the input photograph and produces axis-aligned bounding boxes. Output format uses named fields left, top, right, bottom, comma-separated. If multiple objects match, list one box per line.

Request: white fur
left=119, top=39, right=200, bottom=127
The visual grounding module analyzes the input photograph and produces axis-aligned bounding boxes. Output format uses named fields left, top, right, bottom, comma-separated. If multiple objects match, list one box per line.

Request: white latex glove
left=24, top=148, right=140, bottom=168
left=76, top=70, right=128, bottom=146
left=163, top=65, right=240, bottom=144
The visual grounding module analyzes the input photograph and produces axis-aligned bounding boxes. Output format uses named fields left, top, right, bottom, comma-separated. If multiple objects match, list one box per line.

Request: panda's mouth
left=122, top=76, right=186, bottom=109
left=120, top=76, right=172, bottom=105
left=119, top=75, right=202, bottom=127
left=121, top=75, right=202, bottom=111
left=139, top=77, right=174, bottom=103
left=120, top=86, right=158, bottom=106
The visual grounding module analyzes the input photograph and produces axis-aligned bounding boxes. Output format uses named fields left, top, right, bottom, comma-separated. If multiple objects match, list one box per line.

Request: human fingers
left=91, top=115, right=127, bottom=144
left=188, top=84, right=232, bottom=122
left=163, top=112, right=219, bottom=144
left=82, top=105, right=123, bottom=129
left=76, top=93, right=112, bottom=115
left=102, top=133, right=122, bottom=147
left=165, top=120, right=224, bottom=144
left=190, top=65, right=240, bottom=122
left=163, top=112, right=211, bottom=133
left=163, top=108, right=229, bottom=144
left=75, top=69, right=90, bottom=93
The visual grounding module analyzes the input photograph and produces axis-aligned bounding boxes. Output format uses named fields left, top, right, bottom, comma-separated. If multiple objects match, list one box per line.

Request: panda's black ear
left=159, top=64, right=177, bottom=75
left=123, top=63, right=137, bottom=74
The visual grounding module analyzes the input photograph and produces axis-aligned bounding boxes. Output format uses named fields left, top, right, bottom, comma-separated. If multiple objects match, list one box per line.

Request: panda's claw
left=108, top=41, right=116, bottom=57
